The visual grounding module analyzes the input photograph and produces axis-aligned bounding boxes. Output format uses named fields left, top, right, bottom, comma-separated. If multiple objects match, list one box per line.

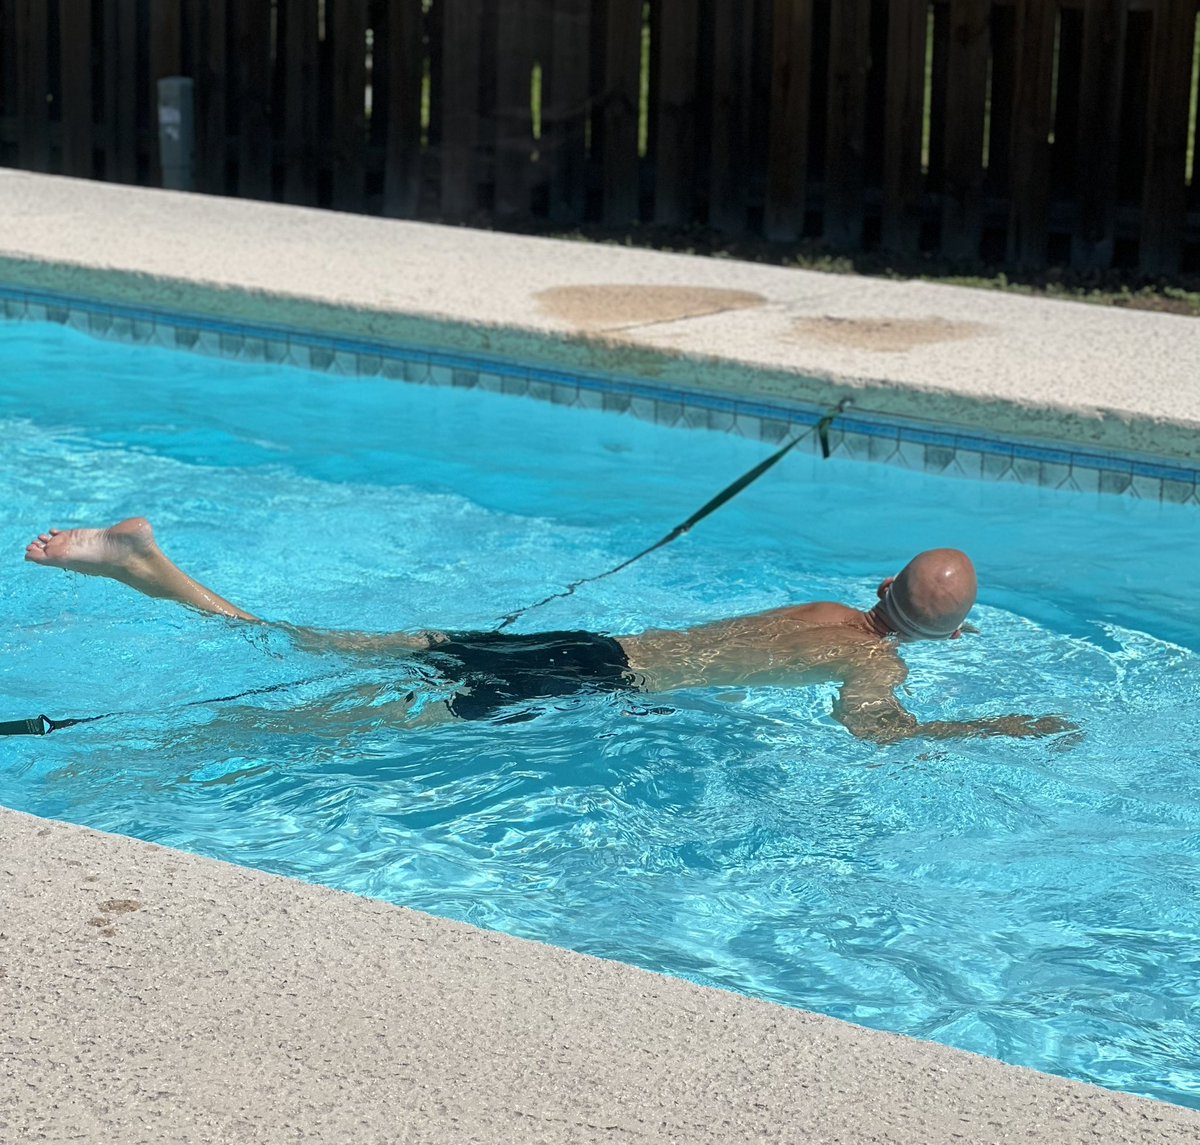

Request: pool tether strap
left=495, top=396, right=854, bottom=631
left=0, top=673, right=345, bottom=737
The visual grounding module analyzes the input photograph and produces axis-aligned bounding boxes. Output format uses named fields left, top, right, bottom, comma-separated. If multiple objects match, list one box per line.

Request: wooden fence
left=1, top=0, right=1198, bottom=274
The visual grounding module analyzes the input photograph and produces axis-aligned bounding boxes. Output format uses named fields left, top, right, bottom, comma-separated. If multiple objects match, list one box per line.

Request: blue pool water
left=3, top=318, right=1200, bottom=1107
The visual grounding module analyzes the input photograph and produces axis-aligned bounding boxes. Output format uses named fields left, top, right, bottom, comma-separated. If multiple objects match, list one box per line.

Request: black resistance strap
left=494, top=397, right=853, bottom=630
left=0, top=673, right=344, bottom=737
left=3, top=397, right=854, bottom=735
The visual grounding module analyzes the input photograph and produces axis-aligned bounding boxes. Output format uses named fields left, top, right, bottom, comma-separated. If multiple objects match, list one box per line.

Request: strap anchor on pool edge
left=495, top=396, right=855, bottom=630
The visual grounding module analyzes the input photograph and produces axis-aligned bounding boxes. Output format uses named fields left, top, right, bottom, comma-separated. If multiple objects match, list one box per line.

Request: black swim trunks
left=414, top=630, right=635, bottom=722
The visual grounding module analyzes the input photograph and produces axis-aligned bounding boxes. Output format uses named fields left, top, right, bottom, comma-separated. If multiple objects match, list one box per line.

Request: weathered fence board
left=440, top=0, right=483, bottom=220
left=280, top=0, right=320, bottom=206
left=192, top=0, right=228, bottom=194
left=0, top=0, right=1197, bottom=274
left=381, top=0, right=424, bottom=218
left=15, top=0, right=49, bottom=173
left=60, top=0, right=95, bottom=179
left=599, top=0, right=642, bottom=226
left=1007, top=0, right=1058, bottom=268
left=765, top=0, right=813, bottom=242
left=1139, top=0, right=1195, bottom=272
left=941, top=0, right=991, bottom=261
left=882, top=0, right=927, bottom=253
left=495, top=0, right=534, bottom=221
left=329, top=0, right=367, bottom=210
left=824, top=0, right=872, bottom=247
left=546, top=0, right=590, bottom=223
left=709, top=1, right=751, bottom=232
left=1073, top=0, right=1128, bottom=268
left=105, top=0, right=141, bottom=185
left=652, top=0, right=698, bottom=226
left=148, top=1, right=183, bottom=186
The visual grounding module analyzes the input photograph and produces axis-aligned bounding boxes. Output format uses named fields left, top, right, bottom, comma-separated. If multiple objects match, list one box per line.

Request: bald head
left=879, top=548, right=977, bottom=640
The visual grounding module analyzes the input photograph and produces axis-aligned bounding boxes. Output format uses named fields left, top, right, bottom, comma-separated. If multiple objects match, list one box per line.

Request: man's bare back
left=23, top=518, right=1074, bottom=743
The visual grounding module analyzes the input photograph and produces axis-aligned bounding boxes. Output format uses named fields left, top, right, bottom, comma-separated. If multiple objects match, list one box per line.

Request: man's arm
left=833, top=666, right=1075, bottom=744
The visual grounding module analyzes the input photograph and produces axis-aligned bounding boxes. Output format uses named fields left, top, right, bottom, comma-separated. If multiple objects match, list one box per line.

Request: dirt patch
left=536, top=284, right=765, bottom=329
left=792, top=316, right=987, bottom=352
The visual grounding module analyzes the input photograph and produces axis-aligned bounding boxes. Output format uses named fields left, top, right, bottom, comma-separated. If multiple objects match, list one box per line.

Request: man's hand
left=989, top=714, right=1078, bottom=738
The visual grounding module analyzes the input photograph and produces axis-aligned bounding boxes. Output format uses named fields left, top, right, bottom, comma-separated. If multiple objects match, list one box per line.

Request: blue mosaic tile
left=868, top=433, right=901, bottom=464
left=1067, top=465, right=1101, bottom=494
left=654, top=398, right=685, bottom=426
left=706, top=408, right=736, bottom=433
left=1099, top=469, right=1133, bottom=496
left=629, top=395, right=657, bottom=423
left=575, top=385, right=604, bottom=410
left=833, top=430, right=862, bottom=460
left=1011, top=456, right=1041, bottom=485
left=924, top=444, right=956, bottom=472
left=427, top=362, right=455, bottom=387
left=733, top=413, right=762, bottom=439
left=759, top=417, right=791, bottom=444
left=1039, top=460, right=1073, bottom=489
left=1129, top=473, right=1164, bottom=501
left=239, top=336, right=270, bottom=361
left=263, top=340, right=290, bottom=364
left=395, top=359, right=425, bottom=383
left=471, top=371, right=501, bottom=393
left=948, top=449, right=983, bottom=481
left=1162, top=478, right=1196, bottom=505
left=895, top=439, right=927, bottom=470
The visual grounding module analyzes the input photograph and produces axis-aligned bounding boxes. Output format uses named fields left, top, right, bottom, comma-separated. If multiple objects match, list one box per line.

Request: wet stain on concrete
left=792, top=315, right=986, bottom=352
left=99, top=899, right=142, bottom=914
left=85, top=899, right=140, bottom=938
left=536, top=284, right=765, bottom=330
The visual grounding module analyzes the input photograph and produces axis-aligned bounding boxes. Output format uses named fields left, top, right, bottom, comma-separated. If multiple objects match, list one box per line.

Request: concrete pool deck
left=3, top=169, right=1200, bottom=1142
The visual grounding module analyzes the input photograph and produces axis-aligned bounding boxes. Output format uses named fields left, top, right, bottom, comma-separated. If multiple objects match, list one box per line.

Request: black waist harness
left=415, top=630, right=634, bottom=722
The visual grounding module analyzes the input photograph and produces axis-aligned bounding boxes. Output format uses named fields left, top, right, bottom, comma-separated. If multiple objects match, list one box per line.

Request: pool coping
left=3, top=170, right=1200, bottom=1141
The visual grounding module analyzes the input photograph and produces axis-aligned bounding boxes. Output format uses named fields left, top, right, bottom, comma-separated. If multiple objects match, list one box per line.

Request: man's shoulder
left=771, top=601, right=863, bottom=626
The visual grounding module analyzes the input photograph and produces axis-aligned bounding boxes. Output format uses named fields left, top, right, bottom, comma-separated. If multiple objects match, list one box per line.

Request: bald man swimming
left=24, top=517, right=1073, bottom=743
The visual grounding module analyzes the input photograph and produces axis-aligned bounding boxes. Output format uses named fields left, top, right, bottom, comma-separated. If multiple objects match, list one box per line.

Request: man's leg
left=25, top=517, right=259, bottom=621
left=25, top=516, right=433, bottom=653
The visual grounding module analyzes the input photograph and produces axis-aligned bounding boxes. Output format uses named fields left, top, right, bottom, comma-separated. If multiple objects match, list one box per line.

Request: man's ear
left=877, top=576, right=896, bottom=600
left=949, top=628, right=962, bottom=640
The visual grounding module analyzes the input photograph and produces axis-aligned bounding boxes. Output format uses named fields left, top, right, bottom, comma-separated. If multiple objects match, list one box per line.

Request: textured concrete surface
left=1, top=169, right=1200, bottom=458
left=4, top=808, right=1200, bottom=1145
left=4, top=171, right=1200, bottom=1142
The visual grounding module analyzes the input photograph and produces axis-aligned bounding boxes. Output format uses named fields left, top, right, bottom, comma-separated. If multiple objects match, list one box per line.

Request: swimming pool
left=4, top=315, right=1200, bottom=1108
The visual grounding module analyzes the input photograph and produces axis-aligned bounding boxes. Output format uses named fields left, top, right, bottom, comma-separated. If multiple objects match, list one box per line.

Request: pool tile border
left=3, top=283, right=1198, bottom=505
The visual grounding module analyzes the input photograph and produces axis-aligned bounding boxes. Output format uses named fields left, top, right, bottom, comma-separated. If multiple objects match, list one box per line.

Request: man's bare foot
left=24, top=517, right=257, bottom=620
left=25, top=517, right=162, bottom=580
